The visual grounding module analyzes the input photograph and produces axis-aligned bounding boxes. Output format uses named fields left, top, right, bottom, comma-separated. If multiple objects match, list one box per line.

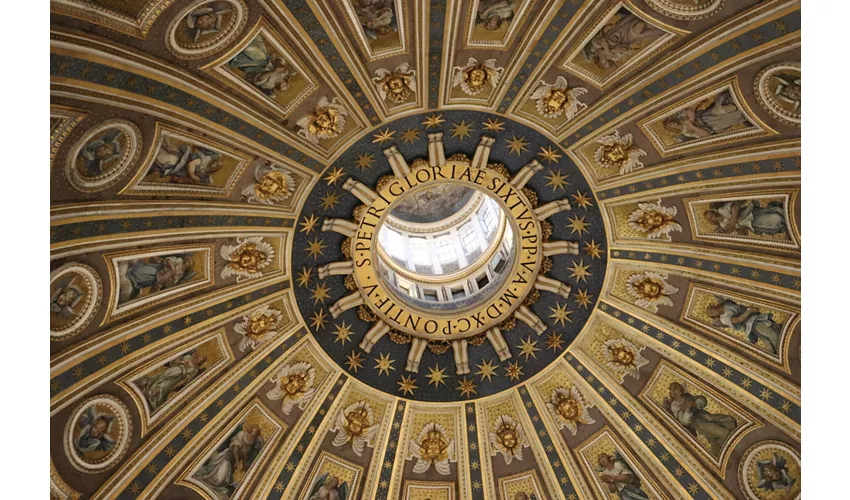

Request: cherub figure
left=354, top=0, right=397, bottom=39
left=756, top=453, right=797, bottom=492
left=596, top=452, right=649, bottom=500
left=51, top=275, right=86, bottom=319
left=296, top=97, right=348, bottom=144
left=151, top=140, right=223, bottom=185
left=372, top=63, right=416, bottom=103
left=308, top=472, right=348, bottom=500
left=477, top=0, right=517, bottom=30
left=184, top=3, right=233, bottom=42
left=529, top=76, right=588, bottom=120
left=75, top=406, right=116, bottom=456
left=452, top=57, right=503, bottom=96
left=229, top=35, right=294, bottom=98
left=78, top=129, right=125, bottom=177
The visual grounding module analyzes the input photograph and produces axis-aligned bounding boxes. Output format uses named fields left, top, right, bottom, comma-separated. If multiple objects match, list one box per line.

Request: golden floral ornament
left=296, top=96, right=348, bottom=144
left=545, top=386, right=595, bottom=436
left=235, top=304, right=284, bottom=352
left=602, top=338, right=649, bottom=381
left=452, top=57, right=504, bottom=96
left=626, top=271, right=678, bottom=310
left=220, top=236, right=275, bottom=280
left=529, top=76, right=588, bottom=120
left=489, top=415, right=527, bottom=465
left=241, top=162, right=294, bottom=205
left=627, top=200, right=683, bottom=239
left=266, top=361, right=316, bottom=415
left=407, top=422, right=456, bottom=475
left=331, top=400, right=380, bottom=456
left=594, top=130, right=647, bottom=175
left=373, top=63, right=417, bottom=104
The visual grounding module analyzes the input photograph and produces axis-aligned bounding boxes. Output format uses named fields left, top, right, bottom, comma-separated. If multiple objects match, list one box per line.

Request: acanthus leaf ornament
left=296, top=96, right=348, bottom=144
left=594, top=130, right=647, bottom=175
left=373, top=63, right=417, bottom=104
left=452, top=57, right=503, bottom=96
left=628, top=200, right=683, bottom=239
left=529, top=76, right=588, bottom=120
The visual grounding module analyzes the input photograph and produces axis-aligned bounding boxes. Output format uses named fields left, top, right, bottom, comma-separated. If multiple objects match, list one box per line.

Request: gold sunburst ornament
left=594, top=130, right=647, bottom=175
left=546, top=386, right=595, bottom=436
left=296, top=96, right=348, bottom=144
left=628, top=200, right=683, bottom=239
left=529, top=76, right=588, bottom=120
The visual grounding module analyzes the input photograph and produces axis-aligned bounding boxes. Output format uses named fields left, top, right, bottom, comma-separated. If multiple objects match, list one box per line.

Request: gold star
left=355, top=152, right=375, bottom=171
left=374, top=352, right=395, bottom=376
left=538, top=145, right=562, bottom=164
left=333, top=322, right=353, bottom=344
left=397, top=375, right=418, bottom=396
left=505, top=361, right=524, bottom=381
left=482, top=117, right=505, bottom=133
left=372, top=128, right=395, bottom=144
left=422, top=113, right=445, bottom=128
left=324, top=166, right=344, bottom=185
left=305, top=237, right=326, bottom=259
left=517, top=336, right=540, bottom=361
left=450, top=120, right=473, bottom=140
left=311, top=281, right=331, bottom=304
left=574, top=288, right=592, bottom=308
left=456, top=377, right=478, bottom=398
left=505, top=134, right=529, bottom=156
left=759, top=388, right=773, bottom=401
left=165, top=445, right=177, bottom=457
left=545, top=169, right=569, bottom=191
left=569, top=259, right=592, bottom=283
left=549, top=302, right=573, bottom=326
left=476, top=359, right=498, bottom=382
left=320, top=191, right=341, bottom=210
left=426, top=364, right=448, bottom=387
left=299, top=217, right=320, bottom=238
left=345, top=350, right=363, bottom=372
left=571, top=190, right=593, bottom=208
left=567, top=215, right=589, bottom=235
left=401, top=127, right=420, bottom=143
left=129, top=482, right=142, bottom=495
left=545, top=332, right=565, bottom=352
left=583, top=239, right=602, bottom=259
left=780, top=400, right=792, bottom=413
left=310, top=309, right=328, bottom=330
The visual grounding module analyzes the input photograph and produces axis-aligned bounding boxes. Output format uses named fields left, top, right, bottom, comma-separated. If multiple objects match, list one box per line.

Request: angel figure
left=241, top=162, right=295, bottom=205
left=229, top=35, right=294, bottom=98
left=354, top=0, right=397, bottom=40
left=773, top=72, right=801, bottom=112
left=529, top=76, right=588, bottom=120
left=702, top=199, right=787, bottom=237
left=75, top=406, right=117, bottom=456
left=308, top=472, right=348, bottom=500
left=489, top=415, right=527, bottom=465
left=582, top=9, right=664, bottom=71
left=706, top=298, right=782, bottom=355
left=373, top=63, right=416, bottom=104
left=235, top=305, right=284, bottom=352
left=150, top=140, right=223, bottom=185
left=756, top=453, right=797, bottom=492
left=662, top=90, right=752, bottom=143
left=184, top=3, right=233, bottom=43
left=296, top=96, right=348, bottom=144
left=220, top=236, right=275, bottom=280
left=596, top=452, right=649, bottom=500
left=477, top=0, right=517, bottom=30
left=593, top=130, right=647, bottom=175
left=331, top=401, right=379, bottom=456
left=663, top=382, right=737, bottom=456
left=119, top=254, right=196, bottom=303
left=266, top=361, right=316, bottom=415
left=78, top=129, right=125, bottom=177
left=136, top=350, right=207, bottom=413
left=193, top=422, right=264, bottom=498
left=546, top=386, right=595, bottom=436
left=452, top=57, right=503, bottom=96
left=51, top=275, right=86, bottom=319
left=408, top=422, right=456, bottom=475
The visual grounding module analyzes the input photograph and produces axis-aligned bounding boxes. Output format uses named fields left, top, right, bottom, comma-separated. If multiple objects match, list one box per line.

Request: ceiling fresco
left=49, top=1, right=801, bottom=499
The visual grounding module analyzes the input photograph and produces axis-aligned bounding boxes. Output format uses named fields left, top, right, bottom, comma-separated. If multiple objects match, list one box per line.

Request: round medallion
left=646, top=0, right=726, bottom=20
left=755, top=62, right=801, bottom=127
left=50, top=263, right=103, bottom=341
left=166, top=0, right=249, bottom=59
left=738, top=440, right=800, bottom=500
left=65, top=120, right=141, bottom=192
left=292, top=110, right=607, bottom=401
left=63, top=395, right=133, bottom=474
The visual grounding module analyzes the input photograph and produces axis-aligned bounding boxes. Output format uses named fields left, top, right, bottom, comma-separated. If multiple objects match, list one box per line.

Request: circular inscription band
left=352, top=161, right=542, bottom=339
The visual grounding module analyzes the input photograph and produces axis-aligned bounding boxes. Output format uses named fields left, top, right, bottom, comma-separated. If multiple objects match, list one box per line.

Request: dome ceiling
left=50, top=1, right=800, bottom=499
